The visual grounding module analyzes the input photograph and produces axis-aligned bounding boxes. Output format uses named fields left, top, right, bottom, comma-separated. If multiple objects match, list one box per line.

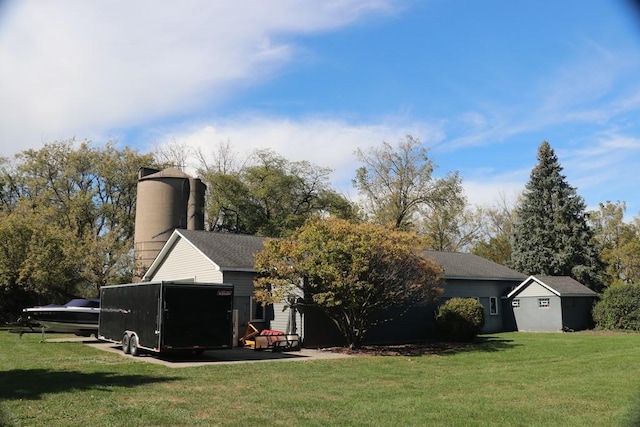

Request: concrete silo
left=133, top=167, right=206, bottom=281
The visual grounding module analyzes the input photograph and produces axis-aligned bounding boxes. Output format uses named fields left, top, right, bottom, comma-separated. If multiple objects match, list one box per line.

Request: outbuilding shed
left=506, top=275, right=598, bottom=332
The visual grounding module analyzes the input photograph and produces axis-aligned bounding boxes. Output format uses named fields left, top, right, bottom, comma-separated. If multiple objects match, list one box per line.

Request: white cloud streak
left=0, top=0, right=396, bottom=155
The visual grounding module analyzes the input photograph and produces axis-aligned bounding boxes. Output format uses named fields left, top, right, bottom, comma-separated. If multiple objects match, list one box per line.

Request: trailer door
left=161, top=286, right=233, bottom=350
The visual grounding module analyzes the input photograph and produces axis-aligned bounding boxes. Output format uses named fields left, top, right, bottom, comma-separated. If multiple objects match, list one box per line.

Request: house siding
left=512, top=295, right=563, bottom=331
left=301, top=278, right=522, bottom=346
left=561, top=297, right=597, bottom=331
left=365, top=304, right=439, bottom=344
left=441, top=279, right=519, bottom=333
left=219, top=271, right=266, bottom=335
left=150, top=237, right=222, bottom=282
left=222, top=271, right=256, bottom=298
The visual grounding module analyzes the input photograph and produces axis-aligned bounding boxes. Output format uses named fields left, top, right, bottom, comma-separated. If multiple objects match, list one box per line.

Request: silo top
left=139, top=167, right=194, bottom=181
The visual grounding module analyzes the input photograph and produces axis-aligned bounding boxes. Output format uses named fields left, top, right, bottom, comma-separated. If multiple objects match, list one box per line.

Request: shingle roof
left=423, top=250, right=526, bottom=281
left=176, top=230, right=266, bottom=270
left=174, top=231, right=526, bottom=280
left=532, top=275, right=597, bottom=296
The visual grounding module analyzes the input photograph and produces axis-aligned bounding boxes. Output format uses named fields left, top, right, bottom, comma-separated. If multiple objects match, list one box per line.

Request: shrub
left=435, top=297, right=485, bottom=342
left=593, top=284, right=640, bottom=331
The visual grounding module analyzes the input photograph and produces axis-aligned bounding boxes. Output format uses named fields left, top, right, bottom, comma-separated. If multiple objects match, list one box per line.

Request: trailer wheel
left=129, top=334, right=139, bottom=357
left=122, top=333, right=131, bottom=354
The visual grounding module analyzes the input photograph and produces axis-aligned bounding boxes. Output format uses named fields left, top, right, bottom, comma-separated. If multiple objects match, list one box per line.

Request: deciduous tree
left=254, top=217, right=443, bottom=349
left=0, top=140, right=155, bottom=319
left=589, top=201, right=640, bottom=286
left=472, top=194, right=518, bottom=265
left=419, top=190, right=482, bottom=252
left=353, top=135, right=460, bottom=231
left=199, top=148, right=355, bottom=237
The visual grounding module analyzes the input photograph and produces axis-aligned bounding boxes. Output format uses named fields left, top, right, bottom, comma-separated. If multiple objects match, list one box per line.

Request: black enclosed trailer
left=99, top=281, right=234, bottom=356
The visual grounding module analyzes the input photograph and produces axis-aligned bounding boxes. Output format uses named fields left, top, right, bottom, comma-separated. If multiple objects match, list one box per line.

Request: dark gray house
left=506, top=275, right=598, bottom=332
left=311, top=250, right=527, bottom=346
left=141, top=230, right=595, bottom=346
left=424, top=250, right=526, bottom=333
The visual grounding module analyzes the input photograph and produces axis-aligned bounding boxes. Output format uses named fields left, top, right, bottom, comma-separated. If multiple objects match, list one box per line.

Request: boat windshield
left=65, top=299, right=100, bottom=308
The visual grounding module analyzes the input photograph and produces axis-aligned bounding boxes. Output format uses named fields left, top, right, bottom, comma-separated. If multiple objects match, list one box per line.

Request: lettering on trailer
left=217, top=290, right=232, bottom=296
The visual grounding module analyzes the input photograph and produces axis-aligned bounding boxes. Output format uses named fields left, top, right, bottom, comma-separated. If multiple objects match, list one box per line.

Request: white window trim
left=250, top=297, right=265, bottom=322
left=489, top=296, right=499, bottom=315
left=512, top=299, right=520, bottom=308
left=538, top=298, right=550, bottom=308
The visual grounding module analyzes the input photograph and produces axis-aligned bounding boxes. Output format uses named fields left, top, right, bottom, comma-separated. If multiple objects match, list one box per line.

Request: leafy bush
left=435, top=297, right=485, bottom=341
left=593, top=284, right=640, bottom=331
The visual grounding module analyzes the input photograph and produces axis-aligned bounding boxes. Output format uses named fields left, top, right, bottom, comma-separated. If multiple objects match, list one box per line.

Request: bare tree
left=353, top=135, right=461, bottom=231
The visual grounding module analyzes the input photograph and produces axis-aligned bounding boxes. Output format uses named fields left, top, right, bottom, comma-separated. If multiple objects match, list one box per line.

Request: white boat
left=23, top=299, right=99, bottom=336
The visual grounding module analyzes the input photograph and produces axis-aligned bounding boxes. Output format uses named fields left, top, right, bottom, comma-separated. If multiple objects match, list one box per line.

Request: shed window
left=250, top=297, right=265, bottom=321
left=538, top=298, right=550, bottom=308
left=489, top=297, right=498, bottom=315
left=512, top=299, right=520, bottom=308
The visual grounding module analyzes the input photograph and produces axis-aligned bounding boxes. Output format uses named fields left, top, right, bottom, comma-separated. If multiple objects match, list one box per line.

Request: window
left=512, top=299, right=520, bottom=308
left=489, top=296, right=499, bottom=315
left=250, top=297, right=265, bottom=321
left=538, top=298, right=550, bottom=308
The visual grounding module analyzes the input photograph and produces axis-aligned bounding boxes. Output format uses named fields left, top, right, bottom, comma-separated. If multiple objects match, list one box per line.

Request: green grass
left=1, top=332, right=640, bottom=426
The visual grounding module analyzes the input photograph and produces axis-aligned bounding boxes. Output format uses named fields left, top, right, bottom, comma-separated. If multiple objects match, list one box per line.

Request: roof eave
left=444, top=275, right=525, bottom=281
left=219, top=267, right=256, bottom=273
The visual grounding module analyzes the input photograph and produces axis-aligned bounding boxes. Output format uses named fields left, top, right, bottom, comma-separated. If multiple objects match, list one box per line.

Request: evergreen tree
left=508, top=141, right=604, bottom=291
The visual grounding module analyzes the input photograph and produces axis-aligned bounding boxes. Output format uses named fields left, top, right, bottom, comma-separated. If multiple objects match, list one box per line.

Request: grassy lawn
left=1, top=331, right=639, bottom=426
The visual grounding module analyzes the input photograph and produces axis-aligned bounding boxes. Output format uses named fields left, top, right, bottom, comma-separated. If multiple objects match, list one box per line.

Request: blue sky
left=1, top=1, right=640, bottom=215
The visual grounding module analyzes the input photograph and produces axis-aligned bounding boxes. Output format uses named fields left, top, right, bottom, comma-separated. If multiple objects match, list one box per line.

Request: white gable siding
left=517, top=281, right=555, bottom=297
left=149, top=237, right=223, bottom=282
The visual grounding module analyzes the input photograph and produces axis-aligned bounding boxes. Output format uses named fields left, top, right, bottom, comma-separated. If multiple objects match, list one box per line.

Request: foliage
left=508, top=141, right=604, bottom=290
left=593, top=284, right=640, bottom=331
left=199, top=148, right=355, bottom=237
left=0, top=140, right=155, bottom=319
left=254, top=217, right=443, bottom=349
left=419, top=194, right=482, bottom=252
left=0, top=211, right=86, bottom=321
left=589, top=201, right=640, bottom=287
left=353, top=135, right=461, bottom=232
left=471, top=194, right=518, bottom=265
left=435, top=298, right=485, bottom=341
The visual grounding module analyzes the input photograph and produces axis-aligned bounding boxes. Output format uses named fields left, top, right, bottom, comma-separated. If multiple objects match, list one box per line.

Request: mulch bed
left=321, top=342, right=475, bottom=356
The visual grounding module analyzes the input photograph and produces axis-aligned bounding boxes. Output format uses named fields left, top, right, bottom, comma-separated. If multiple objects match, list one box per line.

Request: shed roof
left=423, top=250, right=525, bottom=281
left=507, top=275, right=598, bottom=298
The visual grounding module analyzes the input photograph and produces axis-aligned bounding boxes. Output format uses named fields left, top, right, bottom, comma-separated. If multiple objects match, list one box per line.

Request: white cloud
left=154, top=114, right=440, bottom=195
left=0, top=0, right=397, bottom=156
left=463, top=180, right=523, bottom=209
left=561, top=131, right=640, bottom=194
left=157, top=114, right=524, bottom=208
